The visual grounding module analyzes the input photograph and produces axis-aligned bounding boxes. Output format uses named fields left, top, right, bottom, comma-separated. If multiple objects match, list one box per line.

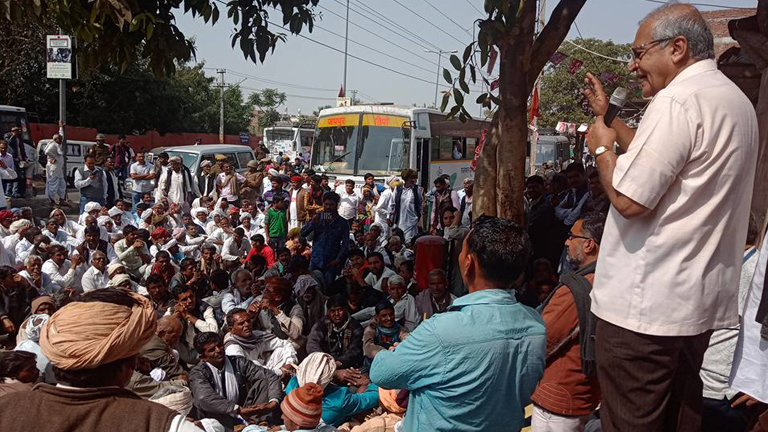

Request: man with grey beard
left=530, top=212, right=605, bottom=432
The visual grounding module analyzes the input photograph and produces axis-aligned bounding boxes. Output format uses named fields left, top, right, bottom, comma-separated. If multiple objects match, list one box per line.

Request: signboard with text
left=46, top=35, right=72, bottom=79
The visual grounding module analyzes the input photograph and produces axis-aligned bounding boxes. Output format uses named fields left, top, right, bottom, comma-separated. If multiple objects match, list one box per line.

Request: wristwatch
left=593, top=145, right=611, bottom=158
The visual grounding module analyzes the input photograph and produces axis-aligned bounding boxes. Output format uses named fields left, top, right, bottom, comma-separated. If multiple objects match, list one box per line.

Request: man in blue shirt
left=370, top=216, right=546, bottom=432
left=301, top=191, right=350, bottom=288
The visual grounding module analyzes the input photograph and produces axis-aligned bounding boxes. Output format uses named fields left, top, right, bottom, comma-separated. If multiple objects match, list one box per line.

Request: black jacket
left=189, top=355, right=283, bottom=429
left=306, top=317, right=364, bottom=368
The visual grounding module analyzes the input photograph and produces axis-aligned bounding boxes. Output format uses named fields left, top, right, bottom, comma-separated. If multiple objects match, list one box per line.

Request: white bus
left=312, top=105, right=489, bottom=191
left=264, top=122, right=315, bottom=162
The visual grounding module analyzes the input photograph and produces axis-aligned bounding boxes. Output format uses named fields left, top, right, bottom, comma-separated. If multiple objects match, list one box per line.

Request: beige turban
left=149, top=386, right=194, bottom=417
left=40, top=291, right=156, bottom=370
left=296, top=352, right=337, bottom=390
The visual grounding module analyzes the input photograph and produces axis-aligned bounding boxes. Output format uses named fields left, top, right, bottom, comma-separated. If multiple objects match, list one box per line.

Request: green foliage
left=538, top=38, right=636, bottom=127
left=1, top=0, right=320, bottom=76
left=249, top=88, right=287, bottom=130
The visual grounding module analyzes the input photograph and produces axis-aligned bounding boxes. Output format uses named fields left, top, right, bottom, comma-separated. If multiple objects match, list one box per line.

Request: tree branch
left=528, top=0, right=588, bottom=91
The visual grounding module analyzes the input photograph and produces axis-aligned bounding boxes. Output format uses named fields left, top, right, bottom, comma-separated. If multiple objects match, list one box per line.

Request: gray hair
left=91, top=250, right=107, bottom=260
left=640, top=2, right=714, bottom=60
left=25, top=255, right=43, bottom=266
left=388, top=275, right=406, bottom=287
left=580, top=212, right=607, bottom=245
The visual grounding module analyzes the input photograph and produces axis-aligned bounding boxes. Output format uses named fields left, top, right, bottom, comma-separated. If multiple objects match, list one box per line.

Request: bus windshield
left=265, top=129, right=295, bottom=142
left=313, top=113, right=411, bottom=176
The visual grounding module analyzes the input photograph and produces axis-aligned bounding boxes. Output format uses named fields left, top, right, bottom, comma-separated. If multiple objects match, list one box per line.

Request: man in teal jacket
left=370, top=216, right=546, bottom=432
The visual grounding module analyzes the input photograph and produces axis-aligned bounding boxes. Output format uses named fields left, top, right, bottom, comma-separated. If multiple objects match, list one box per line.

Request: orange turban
left=40, top=292, right=157, bottom=370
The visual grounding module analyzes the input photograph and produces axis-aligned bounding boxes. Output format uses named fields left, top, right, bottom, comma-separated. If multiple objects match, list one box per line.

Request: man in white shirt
left=388, top=169, right=422, bottom=244
left=364, top=253, right=396, bottom=292
left=584, top=5, right=759, bottom=431
left=335, top=179, right=360, bottom=225
left=19, top=254, right=61, bottom=295
left=162, top=156, right=198, bottom=213
left=129, top=151, right=155, bottom=213
left=0, top=141, right=15, bottom=210
left=42, top=244, right=83, bottom=292
left=114, top=225, right=152, bottom=280
left=44, top=133, right=67, bottom=207
left=221, top=227, right=251, bottom=270
left=223, top=308, right=297, bottom=377
left=81, top=250, right=110, bottom=293
left=74, top=155, right=108, bottom=214
left=216, top=161, right=246, bottom=206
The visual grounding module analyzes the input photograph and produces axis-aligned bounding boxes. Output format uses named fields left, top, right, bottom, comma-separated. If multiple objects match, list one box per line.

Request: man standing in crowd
left=531, top=213, right=605, bottom=431
left=75, top=155, right=108, bottom=214
left=43, top=133, right=67, bottom=208
left=112, top=134, right=134, bottom=183
left=104, top=157, right=122, bottom=208
left=0, top=289, right=204, bottom=431
left=388, top=169, right=422, bottom=244
left=301, top=192, right=350, bottom=288
left=162, top=156, right=198, bottom=212
left=7, top=126, right=29, bottom=198
left=89, top=133, right=111, bottom=167
left=430, top=176, right=459, bottom=236
left=370, top=216, right=545, bottom=431
left=129, top=151, right=155, bottom=213
left=217, top=160, right=246, bottom=207
left=196, top=159, right=218, bottom=200
left=335, top=179, right=360, bottom=226
left=584, top=4, right=758, bottom=432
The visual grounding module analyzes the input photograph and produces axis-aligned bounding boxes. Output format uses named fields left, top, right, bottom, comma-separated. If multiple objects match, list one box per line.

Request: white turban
left=107, top=274, right=132, bottom=288
left=162, top=239, right=178, bottom=251
left=149, top=386, right=194, bottom=417
left=25, top=314, right=50, bottom=342
left=297, top=352, right=337, bottom=390
left=192, top=207, right=208, bottom=216
left=84, top=202, right=102, bottom=213
left=240, top=212, right=252, bottom=220
left=268, top=169, right=279, bottom=177
left=10, top=219, right=32, bottom=234
left=108, top=207, right=123, bottom=217
left=141, top=209, right=154, bottom=220
left=97, top=215, right=112, bottom=227
left=107, top=262, right=126, bottom=277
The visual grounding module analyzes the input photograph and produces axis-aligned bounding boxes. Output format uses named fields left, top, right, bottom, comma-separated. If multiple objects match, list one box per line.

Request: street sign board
left=47, top=35, right=73, bottom=79
left=239, top=132, right=250, bottom=144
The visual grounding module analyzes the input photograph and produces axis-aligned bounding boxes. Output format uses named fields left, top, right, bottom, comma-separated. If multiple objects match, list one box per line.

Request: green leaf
left=460, top=79, right=470, bottom=94
left=463, top=43, right=473, bottom=64
left=146, top=23, right=154, bottom=40
left=212, top=5, right=219, bottom=23
left=476, top=93, right=487, bottom=104
left=480, top=44, right=488, bottom=67
left=469, top=64, right=476, bottom=84
left=446, top=104, right=461, bottom=120
left=442, top=68, right=452, bottom=84
left=440, top=92, right=450, bottom=112
left=450, top=54, right=462, bottom=71
left=453, top=88, right=464, bottom=106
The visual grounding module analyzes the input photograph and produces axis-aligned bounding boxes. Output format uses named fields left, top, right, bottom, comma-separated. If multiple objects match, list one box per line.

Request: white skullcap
left=240, top=212, right=252, bottom=220
left=84, top=202, right=102, bottom=213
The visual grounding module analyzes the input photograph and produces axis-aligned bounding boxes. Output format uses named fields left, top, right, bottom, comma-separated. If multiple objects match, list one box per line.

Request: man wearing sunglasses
left=583, top=4, right=758, bottom=432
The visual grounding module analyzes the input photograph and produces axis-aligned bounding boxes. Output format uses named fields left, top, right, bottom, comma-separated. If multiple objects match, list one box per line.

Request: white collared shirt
left=591, top=60, right=759, bottom=336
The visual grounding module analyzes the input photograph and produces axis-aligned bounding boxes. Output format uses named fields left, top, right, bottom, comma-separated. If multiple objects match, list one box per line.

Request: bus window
left=431, top=135, right=458, bottom=161
left=466, top=138, right=477, bottom=160
left=313, top=114, right=360, bottom=174
left=237, top=152, right=254, bottom=169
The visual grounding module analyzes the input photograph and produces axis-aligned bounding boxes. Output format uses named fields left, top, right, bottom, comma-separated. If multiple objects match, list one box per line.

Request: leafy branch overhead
left=0, top=0, right=320, bottom=76
left=442, top=0, right=587, bottom=121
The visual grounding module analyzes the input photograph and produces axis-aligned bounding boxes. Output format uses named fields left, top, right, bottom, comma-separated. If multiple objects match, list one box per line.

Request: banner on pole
left=47, top=35, right=72, bottom=79
left=549, top=51, right=568, bottom=66
left=567, top=59, right=584, bottom=75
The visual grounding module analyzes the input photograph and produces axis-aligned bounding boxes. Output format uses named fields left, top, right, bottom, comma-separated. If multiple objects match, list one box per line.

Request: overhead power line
left=389, top=0, right=468, bottom=45
left=564, top=39, right=630, bottom=63
left=637, top=0, right=747, bottom=9
left=209, top=68, right=339, bottom=92
left=314, top=24, right=437, bottom=75
left=317, top=3, right=440, bottom=66
left=421, top=0, right=473, bottom=36
left=464, top=0, right=485, bottom=15
left=240, top=85, right=338, bottom=101
left=350, top=0, right=444, bottom=52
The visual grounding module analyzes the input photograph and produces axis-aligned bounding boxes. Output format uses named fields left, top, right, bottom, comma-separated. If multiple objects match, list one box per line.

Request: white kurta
left=730, top=233, right=768, bottom=403
left=289, top=189, right=299, bottom=230
left=167, top=170, right=185, bottom=206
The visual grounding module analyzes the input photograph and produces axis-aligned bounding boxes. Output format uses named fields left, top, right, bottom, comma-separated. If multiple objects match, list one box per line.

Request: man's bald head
left=156, top=316, right=183, bottom=347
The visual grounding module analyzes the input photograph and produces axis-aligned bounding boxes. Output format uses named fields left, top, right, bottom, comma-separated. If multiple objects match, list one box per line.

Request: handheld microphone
left=604, top=87, right=628, bottom=126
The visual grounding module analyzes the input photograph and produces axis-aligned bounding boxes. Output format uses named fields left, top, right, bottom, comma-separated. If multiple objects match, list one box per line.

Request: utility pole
left=217, top=69, right=226, bottom=144
left=343, top=0, right=350, bottom=96
left=351, top=90, right=358, bottom=105
left=529, top=0, right=546, bottom=175
left=425, top=49, right=457, bottom=108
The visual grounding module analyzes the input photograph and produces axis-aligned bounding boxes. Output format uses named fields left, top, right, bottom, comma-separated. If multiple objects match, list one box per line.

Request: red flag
left=529, top=87, right=540, bottom=125
left=471, top=129, right=487, bottom=172
left=487, top=47, right=498, bottom=74
left=490, top=79, right=499, bottom=91
left=338, top=85, right=345, bottom=98
left=549, top=51, right=568, bottom=66
left=567, top=59, right=584, bottom=75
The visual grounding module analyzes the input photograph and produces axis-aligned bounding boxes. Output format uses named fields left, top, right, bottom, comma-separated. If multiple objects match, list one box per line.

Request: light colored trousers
left=532, top=405, right=590, bottom=432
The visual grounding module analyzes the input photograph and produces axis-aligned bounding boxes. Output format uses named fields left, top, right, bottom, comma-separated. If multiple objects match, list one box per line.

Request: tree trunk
left=473, top=111, right=500, bottom=218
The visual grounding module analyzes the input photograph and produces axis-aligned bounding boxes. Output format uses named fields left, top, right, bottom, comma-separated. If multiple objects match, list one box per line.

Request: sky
left=175, top=0, right=758, bottom=115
